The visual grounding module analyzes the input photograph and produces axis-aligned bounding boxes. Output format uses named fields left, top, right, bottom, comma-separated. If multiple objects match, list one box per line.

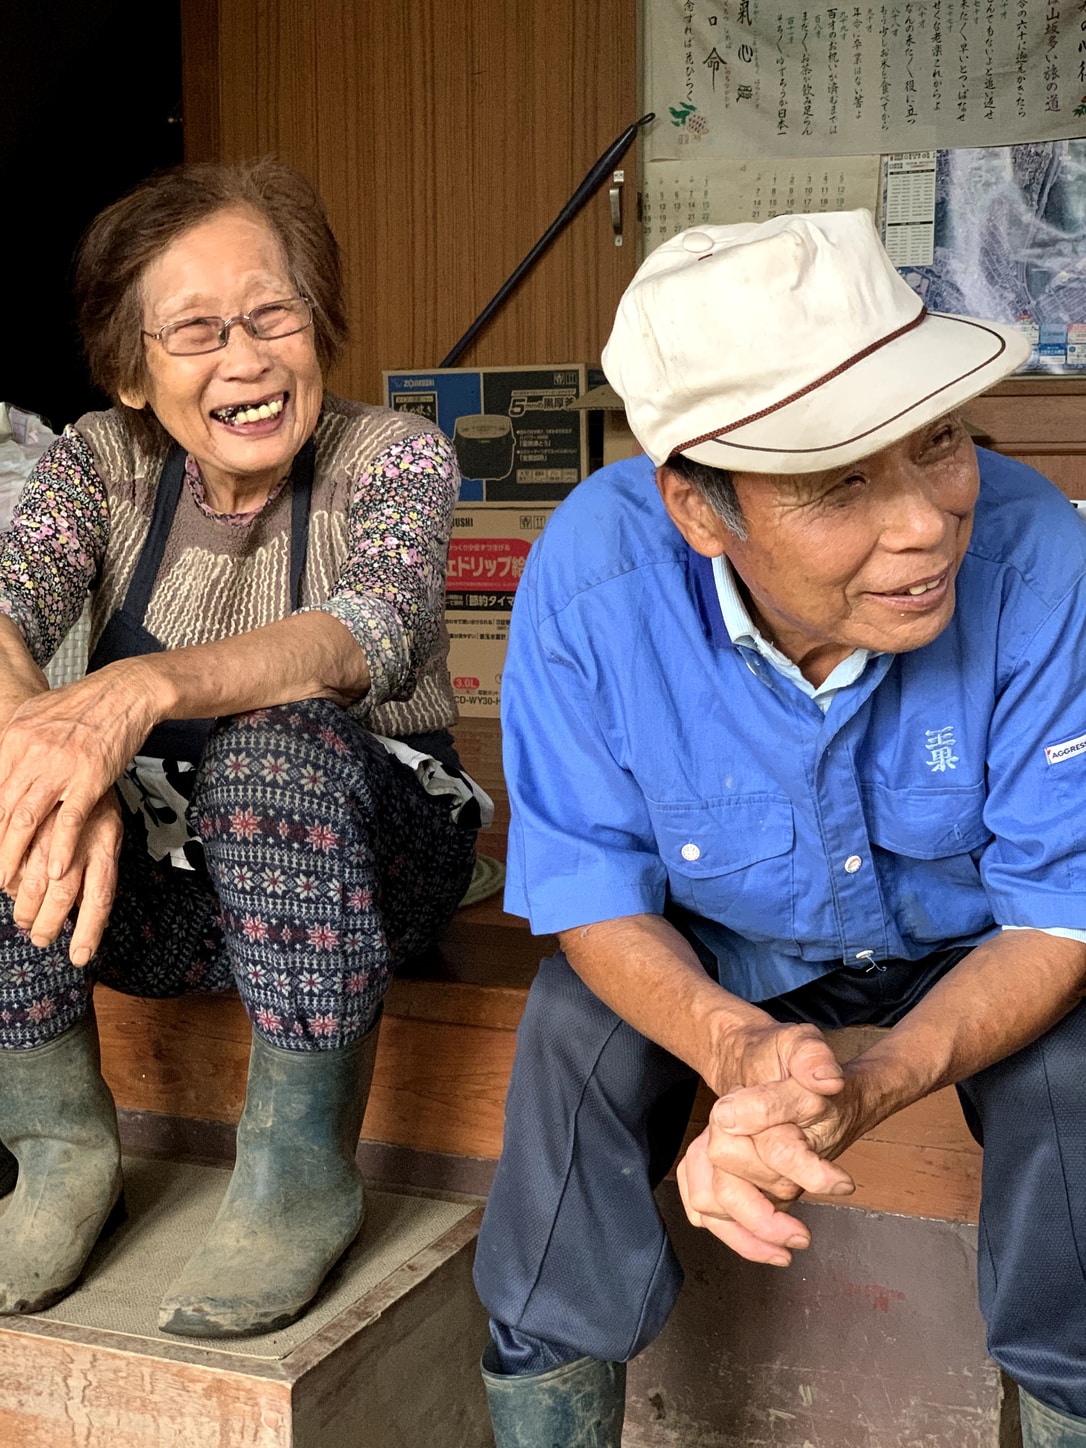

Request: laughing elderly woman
left=0, top=159, right=480, bottom=1336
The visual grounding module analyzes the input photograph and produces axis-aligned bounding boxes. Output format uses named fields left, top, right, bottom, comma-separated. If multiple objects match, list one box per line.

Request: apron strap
left=288, top=438, right=314, bottom=610
left=119, top=444, right=187, bottom=622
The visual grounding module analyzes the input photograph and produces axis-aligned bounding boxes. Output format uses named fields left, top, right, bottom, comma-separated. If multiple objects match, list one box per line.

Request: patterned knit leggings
left=0, top=700, right=477, bottom=1051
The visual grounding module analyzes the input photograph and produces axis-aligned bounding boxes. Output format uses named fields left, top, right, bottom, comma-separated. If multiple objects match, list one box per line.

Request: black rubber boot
left=157, top=1017, right=380, bottom=1337
left=0, top=1143, right=16, bottom=1198
left=0, top=1009, right=124, bottom=1313
left=481, top=1342, right=627, bottom=1447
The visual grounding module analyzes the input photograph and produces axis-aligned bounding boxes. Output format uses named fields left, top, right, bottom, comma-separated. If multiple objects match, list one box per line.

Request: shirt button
left=844, top=854, right=863, bottom=874
left=681, top=842, right=701, bottom=862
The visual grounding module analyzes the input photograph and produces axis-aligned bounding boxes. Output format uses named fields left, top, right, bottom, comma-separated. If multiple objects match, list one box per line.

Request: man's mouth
left=903, top=576, right=943, bottom=596
left=877, top=570, right=947, bottom=598
left=210, top=392, right=286, bottom=426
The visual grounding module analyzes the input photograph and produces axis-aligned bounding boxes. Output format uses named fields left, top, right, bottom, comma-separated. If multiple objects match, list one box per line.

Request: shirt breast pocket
left=647, top=794, right=796, bottom=945
left=863, top=781, right=992, bottom=943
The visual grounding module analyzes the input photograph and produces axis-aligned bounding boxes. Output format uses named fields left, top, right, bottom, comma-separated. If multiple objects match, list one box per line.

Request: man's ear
left=655, top=465, right=731, bottom=557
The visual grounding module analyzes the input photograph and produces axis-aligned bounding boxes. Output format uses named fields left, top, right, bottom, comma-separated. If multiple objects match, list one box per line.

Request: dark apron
left=87, top=440, right=314, bottom=766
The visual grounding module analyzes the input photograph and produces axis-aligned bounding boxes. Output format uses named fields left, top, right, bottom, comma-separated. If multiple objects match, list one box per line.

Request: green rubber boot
left=1020, top=1387, right=1086, bottom=1446
left=158, top=1018, right=380, bottom=1337
left=481, top=1343, right=627, bottom=1447
left=0, top=1010, right=124, bottom=1313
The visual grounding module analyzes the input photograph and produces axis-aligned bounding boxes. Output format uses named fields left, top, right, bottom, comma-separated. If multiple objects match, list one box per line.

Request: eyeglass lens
left=161, top=298, right=311, bottom=355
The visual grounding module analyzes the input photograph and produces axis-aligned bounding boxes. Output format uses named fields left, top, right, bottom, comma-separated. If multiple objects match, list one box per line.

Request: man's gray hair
left=665, top=453, right=747, bottom=540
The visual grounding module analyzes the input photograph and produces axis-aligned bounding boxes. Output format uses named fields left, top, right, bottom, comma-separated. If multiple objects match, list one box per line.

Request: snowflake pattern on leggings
left=0, top=700, right=476, bottom=1051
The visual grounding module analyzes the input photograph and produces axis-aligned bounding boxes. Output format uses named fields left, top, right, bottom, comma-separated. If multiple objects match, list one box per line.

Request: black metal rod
left=438, top=113, right=655, bottom=369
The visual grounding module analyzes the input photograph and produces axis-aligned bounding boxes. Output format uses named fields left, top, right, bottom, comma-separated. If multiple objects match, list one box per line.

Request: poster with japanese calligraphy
left=642, top=0, right=1086, bottom=161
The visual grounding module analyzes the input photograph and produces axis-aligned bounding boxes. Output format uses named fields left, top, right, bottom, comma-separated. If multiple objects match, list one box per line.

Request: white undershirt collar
left=710, top=555, right=877, bottom=714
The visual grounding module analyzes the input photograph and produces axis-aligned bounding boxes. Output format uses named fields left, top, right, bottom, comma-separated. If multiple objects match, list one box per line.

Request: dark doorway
left=1, top=1, right=184, bottom=431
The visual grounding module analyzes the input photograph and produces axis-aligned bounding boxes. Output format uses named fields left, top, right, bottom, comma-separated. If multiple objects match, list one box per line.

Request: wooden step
left=623, top=1182, right=1012, bottom=1448
left=96, top=956, right=981, bottom=1226
left=0, top=1156, right=491, bottom=1447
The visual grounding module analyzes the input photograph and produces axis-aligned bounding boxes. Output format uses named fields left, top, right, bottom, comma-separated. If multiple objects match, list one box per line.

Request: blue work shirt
left=501, top=448, right=1086, bottom=1003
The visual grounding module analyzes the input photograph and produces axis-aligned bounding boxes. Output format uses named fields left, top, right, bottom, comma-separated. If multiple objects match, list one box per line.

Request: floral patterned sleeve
left=0, top=427, right=110, bottom=666
left=306, top=429, right=459, bottom=708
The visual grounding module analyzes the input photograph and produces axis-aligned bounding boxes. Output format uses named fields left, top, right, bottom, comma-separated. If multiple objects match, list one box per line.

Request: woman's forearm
left=0, top=611, right=373, bottom=887
left=105, top=611, right=372, bottom=728
left=0, top=617, right=50, bottom=723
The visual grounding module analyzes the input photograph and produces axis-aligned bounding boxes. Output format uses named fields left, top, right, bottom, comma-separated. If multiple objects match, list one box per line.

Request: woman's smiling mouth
left=210, top=392, right=287, bottom=427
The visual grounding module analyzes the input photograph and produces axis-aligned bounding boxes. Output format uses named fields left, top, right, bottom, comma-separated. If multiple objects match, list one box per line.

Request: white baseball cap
left=602, top=210, right=1030, bottom=474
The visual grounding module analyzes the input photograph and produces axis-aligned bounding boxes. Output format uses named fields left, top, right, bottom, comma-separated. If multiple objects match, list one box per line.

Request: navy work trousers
left=473, top=944, right=1086, bottom=1420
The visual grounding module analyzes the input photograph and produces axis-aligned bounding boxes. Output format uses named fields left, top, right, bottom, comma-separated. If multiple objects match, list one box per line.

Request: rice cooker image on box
left=452, top=414, right=517, bottom=482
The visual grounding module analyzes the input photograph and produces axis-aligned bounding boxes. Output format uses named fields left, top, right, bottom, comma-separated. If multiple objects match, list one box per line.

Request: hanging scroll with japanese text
left=642, top=1, right=1086, bottom=161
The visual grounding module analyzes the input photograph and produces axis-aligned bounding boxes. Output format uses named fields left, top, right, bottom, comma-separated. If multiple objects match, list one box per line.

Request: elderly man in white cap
left=472, top=210, right=1086, bottom=1447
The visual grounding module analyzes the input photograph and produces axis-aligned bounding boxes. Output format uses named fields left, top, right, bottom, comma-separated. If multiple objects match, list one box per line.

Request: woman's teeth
left=906, top=578, right=941, bottom=596
left=214, top=397, right=284, bottom=425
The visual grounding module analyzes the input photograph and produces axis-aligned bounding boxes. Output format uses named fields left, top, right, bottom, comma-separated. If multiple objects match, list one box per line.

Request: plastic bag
left=0, top=403, right=58, bottom=531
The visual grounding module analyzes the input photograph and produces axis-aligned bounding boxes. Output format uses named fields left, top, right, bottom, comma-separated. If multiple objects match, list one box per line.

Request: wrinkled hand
left=6, top=791, right=123, bottom=965
left=677, top=1020, right=860, bottom=1265
left=711, top=1066, right=871, bottom=1168
left=0, top=665, right=155, bottom=887
left=706, top=1017, right=847, bottom=1102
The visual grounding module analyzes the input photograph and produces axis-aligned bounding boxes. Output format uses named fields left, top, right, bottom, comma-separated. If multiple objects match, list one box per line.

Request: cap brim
left=677, top=313, right=1031, bottom=474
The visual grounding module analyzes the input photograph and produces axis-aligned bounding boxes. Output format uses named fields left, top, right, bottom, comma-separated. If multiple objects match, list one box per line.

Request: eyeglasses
left=143, top=296, right=314, bottom=356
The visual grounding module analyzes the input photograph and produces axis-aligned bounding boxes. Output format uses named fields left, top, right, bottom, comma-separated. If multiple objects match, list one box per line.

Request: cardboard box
left=384, top=365, right=587, bottom=502
left=445, top=503, right=556, bottom=717
left=567, top=380, right=640, bottom=468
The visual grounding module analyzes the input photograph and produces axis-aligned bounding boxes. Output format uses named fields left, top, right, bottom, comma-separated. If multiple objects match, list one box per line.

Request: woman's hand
left=6, top=791, right=124, bottom=965
left=0, top=662, right=158, bottom=887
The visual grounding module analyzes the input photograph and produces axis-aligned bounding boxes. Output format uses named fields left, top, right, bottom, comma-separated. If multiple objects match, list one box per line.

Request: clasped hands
left=677, top=1020, right=871, bottom=1266
left=0, top=664, right=160, bottom=965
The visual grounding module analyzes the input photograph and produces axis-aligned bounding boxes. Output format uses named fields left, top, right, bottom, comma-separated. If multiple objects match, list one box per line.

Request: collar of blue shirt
left=707, top=550, right=876, bottom=715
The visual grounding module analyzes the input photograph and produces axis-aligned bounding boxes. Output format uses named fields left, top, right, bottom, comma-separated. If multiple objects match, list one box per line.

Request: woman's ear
left=118, top=386, right=148, bottom=411
left=655, top=465, right=731, bottom=558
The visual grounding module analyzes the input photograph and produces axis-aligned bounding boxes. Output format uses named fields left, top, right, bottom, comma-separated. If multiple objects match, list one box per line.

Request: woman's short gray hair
left=664, top=452, right=747, bottom=539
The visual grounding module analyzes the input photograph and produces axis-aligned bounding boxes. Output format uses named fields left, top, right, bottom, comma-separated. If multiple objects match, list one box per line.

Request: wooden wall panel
left=965, top=379, right=1086, bottom=443
left=182, top=0, right=640, bottom=405
left=178, top=0, right=221, bottom=164
left=965, top=378, right=1086, bottom=498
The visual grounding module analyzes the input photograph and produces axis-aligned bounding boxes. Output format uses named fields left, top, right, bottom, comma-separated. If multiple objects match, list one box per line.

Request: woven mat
left=459, top=852, right=505, bottom=907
